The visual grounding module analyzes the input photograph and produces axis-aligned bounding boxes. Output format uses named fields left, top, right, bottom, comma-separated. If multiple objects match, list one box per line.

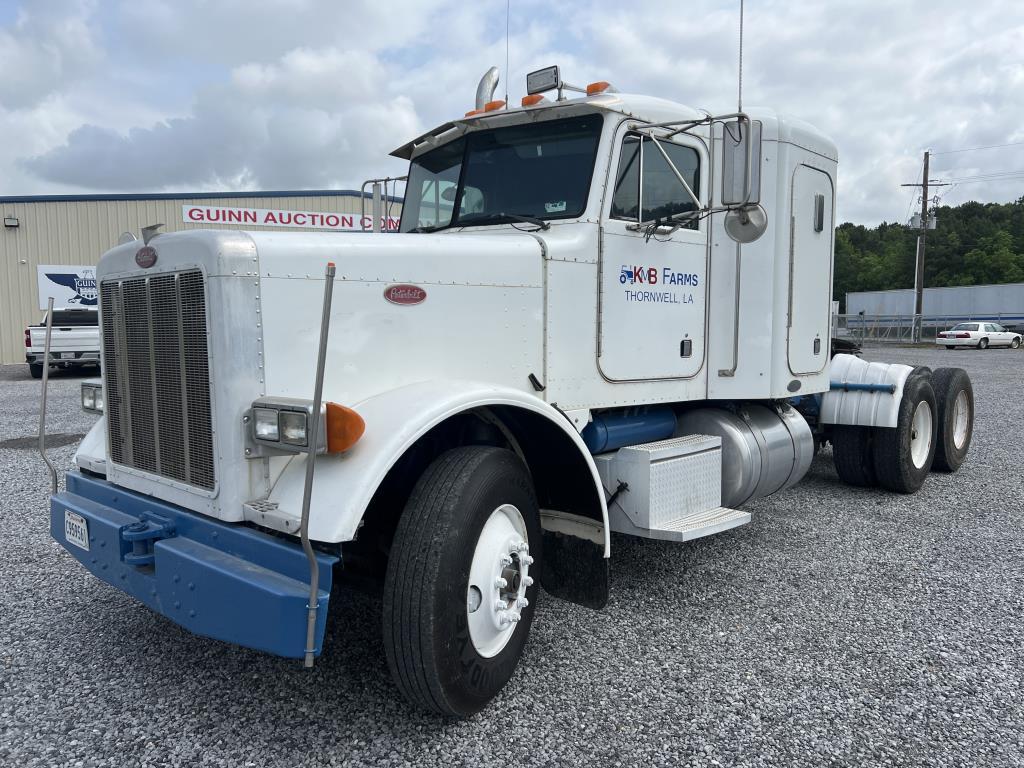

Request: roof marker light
left=521, top=94, right=546, bottom=107
left=465, top=108, right=484, bottom=117
left=483, top=99, right=506, bottom=112
left=586, top=81, right=616, bottom=96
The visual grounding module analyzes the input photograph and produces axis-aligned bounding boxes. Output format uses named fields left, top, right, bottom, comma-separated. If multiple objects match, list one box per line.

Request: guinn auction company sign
left=182, top=205, right=399, bottom=232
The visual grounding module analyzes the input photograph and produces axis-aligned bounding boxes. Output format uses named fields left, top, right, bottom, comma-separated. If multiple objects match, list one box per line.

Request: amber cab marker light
left=483, top=99, right=506, bottom=112
left=521, top=94, right=545, bottom=107
left=465, top=108, right=483, bottom=117
left=586, top=81, right=615, bottom=96
left=324, top=402, right=365, bottom=453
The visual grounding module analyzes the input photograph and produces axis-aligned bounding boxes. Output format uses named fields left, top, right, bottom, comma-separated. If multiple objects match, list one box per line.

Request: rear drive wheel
left=831, top=426, right=876, bottom=487
left=930, top=368, right=973, bottom=472
left=29, top=363, right=43, bottom=379
left=872, top=374, right=937, bottom=493
left=978, top=338, right=989, bottom=350
left=383, top=446, right=541, bottom=718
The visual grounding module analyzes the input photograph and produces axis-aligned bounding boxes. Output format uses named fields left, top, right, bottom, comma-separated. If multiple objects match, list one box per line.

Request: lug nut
left=516, top=597, right=529, bottom=609
left=495, top=599, right=509, bottom=611
left=521, top=555, right=534, bottom=566
left=518, top=542, right=529, bottom=552
left=523, top=576, right=534, bottom=587
left=495, top=577, right=508, bottom=589
left=498, top=611, right=510, bottom=627
left=508, top=611, right=521, bottom=623
left=500, top=555, right=513, bottom=567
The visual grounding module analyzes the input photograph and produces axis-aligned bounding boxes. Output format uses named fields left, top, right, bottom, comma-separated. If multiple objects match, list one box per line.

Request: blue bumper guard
left=51, top=471, right=338, bottom=659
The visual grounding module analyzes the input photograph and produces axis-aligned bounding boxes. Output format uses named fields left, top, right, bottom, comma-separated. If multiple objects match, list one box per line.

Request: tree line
left=833, top=197, right=1024, bottom=310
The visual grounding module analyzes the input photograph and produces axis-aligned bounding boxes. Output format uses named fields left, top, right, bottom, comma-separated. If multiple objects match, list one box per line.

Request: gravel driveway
left=1, top=346, right=1022, bottom=767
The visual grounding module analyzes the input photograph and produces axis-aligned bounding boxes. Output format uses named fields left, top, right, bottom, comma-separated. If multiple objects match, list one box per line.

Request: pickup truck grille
left=100, top=269, right=216, bottom=491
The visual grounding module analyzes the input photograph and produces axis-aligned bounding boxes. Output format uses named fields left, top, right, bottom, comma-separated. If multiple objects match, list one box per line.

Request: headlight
left=81, top=381, right=104, bottom=415
left=280, top=411, right=308, bottom=446
left=253, top=408, right=280, bottom=441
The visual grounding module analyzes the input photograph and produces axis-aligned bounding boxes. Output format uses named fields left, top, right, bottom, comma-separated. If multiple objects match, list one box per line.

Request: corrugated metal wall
left=846, top=283, right=1024, bottom=320
left=0, top=193, right=401, bottom=364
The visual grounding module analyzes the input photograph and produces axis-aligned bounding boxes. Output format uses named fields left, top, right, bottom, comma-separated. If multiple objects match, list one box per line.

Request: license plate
left=64, top=510, right=90, bottom=551
left=60, top=352, right=75, bottom=360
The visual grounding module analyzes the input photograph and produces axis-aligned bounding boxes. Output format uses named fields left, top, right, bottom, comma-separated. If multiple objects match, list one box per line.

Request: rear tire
left=978, top=338, right=989, bottom=350
left=872, top=374, right=937, bottom=493
left=930, top=368, right=973, bottom=472
left=29, top=363, right=43, bottom=379
left=383, top=446, right=541, bottom=718
left=831, top=426, right=876, bottom=487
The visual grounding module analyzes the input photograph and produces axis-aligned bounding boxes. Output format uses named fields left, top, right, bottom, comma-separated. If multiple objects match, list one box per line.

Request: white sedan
left=936, top=322, right=1022, bottom=349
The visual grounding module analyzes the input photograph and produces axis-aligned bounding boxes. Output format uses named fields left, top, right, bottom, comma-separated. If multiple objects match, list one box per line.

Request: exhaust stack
left=475, top=66, right=500, bottom=110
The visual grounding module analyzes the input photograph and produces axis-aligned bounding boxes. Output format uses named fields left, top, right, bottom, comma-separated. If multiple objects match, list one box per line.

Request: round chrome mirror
left=724, top=204, right=768, bottom=244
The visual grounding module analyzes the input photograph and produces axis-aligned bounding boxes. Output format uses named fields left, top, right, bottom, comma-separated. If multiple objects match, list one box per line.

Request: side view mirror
left=721, top=119, right=762, bottom=206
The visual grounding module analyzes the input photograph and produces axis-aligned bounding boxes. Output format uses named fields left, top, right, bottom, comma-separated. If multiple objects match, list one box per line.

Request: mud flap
left=539, top=510, right=609, bottom=610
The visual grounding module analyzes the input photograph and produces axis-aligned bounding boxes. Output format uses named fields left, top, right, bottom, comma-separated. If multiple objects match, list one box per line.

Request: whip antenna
left=505, top=0, right=510, bottom=106
left=737, top=0, right=744, bottom=112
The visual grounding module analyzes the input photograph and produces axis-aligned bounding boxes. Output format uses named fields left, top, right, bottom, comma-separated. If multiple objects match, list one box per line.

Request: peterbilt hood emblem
left=135, top=246, right=158, bottom=268
left=383, top=284, right=427, bottom=305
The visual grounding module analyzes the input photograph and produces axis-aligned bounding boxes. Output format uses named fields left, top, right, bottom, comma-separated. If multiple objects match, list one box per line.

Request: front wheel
left=1012, top=337, right=1021, bottom=349
left=383, top=446, right=541, bottom=718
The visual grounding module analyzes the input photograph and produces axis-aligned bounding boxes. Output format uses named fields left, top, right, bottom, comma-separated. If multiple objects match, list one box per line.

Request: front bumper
left=51, top=471, right=337, bottom=658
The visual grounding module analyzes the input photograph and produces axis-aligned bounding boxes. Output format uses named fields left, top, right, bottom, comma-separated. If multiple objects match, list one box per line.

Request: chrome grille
left=101, top=270, right=215, bottom=490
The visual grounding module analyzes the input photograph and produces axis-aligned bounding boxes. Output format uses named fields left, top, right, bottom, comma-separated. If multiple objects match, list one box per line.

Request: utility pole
left=901, top=152, right=949, bottom=342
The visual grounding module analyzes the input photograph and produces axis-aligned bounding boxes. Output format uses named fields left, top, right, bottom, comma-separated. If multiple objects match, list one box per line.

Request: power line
left=931, top=140, right=1024, bottom=156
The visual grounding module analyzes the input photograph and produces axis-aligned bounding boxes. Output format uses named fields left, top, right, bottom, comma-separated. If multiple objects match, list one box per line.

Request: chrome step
left=608, top=505, right=750, bottom=542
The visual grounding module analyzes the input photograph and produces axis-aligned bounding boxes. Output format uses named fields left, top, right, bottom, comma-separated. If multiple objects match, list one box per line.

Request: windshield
left=399, top=114, right=604, bottom=232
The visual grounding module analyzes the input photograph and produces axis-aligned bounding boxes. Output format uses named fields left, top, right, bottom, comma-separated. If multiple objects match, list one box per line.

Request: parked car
left=24, top=308, right=100, bottom=378
left=936, top=322, right=1022, bottom=350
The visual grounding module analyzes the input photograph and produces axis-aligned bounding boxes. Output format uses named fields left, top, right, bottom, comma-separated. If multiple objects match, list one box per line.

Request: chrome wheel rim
left=909, top=400, right=934, bottom=469
left=952, top=390, right=970, bottom=450
left=466, top=504, right=532, bottom=658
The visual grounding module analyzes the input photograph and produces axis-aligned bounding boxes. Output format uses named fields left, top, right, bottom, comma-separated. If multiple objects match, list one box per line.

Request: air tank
left=675, top=403, right=814, bottom=507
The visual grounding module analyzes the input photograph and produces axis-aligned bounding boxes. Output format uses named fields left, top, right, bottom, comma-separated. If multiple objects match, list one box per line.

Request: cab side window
left=610, top=134, right=700, bottom=228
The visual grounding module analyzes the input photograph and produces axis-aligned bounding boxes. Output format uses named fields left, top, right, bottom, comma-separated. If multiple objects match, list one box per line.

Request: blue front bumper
left=51, top=471, right=338, bottom=659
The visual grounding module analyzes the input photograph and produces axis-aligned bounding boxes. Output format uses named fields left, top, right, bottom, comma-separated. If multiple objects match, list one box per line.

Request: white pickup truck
left=48, top=66, right=975, bottom=718
left=25, top=308, right=100, bottom=378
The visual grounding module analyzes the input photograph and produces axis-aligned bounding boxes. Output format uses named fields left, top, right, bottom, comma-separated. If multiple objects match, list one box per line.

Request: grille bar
left=101, top=269, right=216, bottom=491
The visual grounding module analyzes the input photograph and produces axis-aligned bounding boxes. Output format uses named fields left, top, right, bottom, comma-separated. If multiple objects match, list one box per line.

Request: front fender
left=74, top=415, right=108, bottom=476
left=264, top=380, right=609, bottom=551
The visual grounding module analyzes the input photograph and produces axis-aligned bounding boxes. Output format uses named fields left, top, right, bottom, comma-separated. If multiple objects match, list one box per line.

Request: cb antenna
left=737, top=0, right=744, bottom=112
left=505, top=0, right=510, bottom=106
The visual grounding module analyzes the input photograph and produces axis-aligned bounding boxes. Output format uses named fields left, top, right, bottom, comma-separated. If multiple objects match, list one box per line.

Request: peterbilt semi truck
left=49, top=67, right=975, bottom=718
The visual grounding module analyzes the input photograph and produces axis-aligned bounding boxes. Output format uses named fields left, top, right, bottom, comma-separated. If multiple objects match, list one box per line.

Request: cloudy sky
left=1, top=0, right=1022, bottom=224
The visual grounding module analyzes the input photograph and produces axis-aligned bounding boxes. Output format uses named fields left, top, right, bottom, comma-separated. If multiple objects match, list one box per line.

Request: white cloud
left=2, top=0, right=1023, bottom=223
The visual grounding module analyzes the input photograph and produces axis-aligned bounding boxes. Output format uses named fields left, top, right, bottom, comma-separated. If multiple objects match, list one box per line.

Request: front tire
left=383, top=446, right=541, bottom=718
left=930, top=368, right=973, bottom=472
left=872, top=374, right=937, bottom=493
left=1012, top=337, right=1021, bottom=349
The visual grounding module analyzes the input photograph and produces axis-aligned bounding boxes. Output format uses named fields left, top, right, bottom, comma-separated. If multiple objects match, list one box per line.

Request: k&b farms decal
left=619, top=265, right=699, bottom=304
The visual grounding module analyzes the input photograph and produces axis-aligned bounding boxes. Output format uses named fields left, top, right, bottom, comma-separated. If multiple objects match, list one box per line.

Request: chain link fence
left=833, top=313, right=1023, bottom=344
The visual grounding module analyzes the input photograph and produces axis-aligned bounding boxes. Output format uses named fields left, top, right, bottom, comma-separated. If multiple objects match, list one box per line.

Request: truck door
left=787, top=164, right=834, bottom=375
left=598, top=126, right=710, bottom=381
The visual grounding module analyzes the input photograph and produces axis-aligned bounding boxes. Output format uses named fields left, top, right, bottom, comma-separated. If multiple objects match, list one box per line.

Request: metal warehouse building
left=846, top=283, right=1024, bottom=325
left=0, top=190, right=401, bottom=365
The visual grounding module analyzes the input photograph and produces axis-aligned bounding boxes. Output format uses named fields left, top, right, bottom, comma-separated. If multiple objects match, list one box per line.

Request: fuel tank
left=675, top=403, right=813, bottom=507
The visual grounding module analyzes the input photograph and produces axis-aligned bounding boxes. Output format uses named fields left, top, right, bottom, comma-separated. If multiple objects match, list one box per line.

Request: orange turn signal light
left=465, top=108, right=483, bottom=117
left=586, top=81, right=614, bottom=95
left=483, top=99, right=506, bottom=112
left=521, top=94, right=546, bottom=107
left=324, top=402, right=365, bottom=453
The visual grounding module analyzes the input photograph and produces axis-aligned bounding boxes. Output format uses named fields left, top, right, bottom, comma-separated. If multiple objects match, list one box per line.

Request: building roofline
left=0, top=189, right=403, bottom=204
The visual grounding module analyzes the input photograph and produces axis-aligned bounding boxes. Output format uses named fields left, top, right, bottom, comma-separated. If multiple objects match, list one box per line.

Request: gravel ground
left=1, top=347, right=1022, bottom=768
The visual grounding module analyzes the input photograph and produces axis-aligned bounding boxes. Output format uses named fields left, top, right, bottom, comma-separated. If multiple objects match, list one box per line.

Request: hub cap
left=952, top=390, right=970, bottom=450
left=909, top=400, right=934, bottom=469
left=466, top=504, right=532, bottom=658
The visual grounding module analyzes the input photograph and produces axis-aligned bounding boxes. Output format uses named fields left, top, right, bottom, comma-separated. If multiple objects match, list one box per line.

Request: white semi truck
left=49, top=67, right=974, bottom=718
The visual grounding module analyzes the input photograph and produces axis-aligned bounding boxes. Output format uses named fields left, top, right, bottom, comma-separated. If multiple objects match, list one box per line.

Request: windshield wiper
left=458, top=212, right=551, bottom=231
left=410, top=222, right=457, bottom=233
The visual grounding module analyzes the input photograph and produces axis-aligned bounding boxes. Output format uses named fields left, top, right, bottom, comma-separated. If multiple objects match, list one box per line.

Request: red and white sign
left=182, top=204, right=399, bottom=232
